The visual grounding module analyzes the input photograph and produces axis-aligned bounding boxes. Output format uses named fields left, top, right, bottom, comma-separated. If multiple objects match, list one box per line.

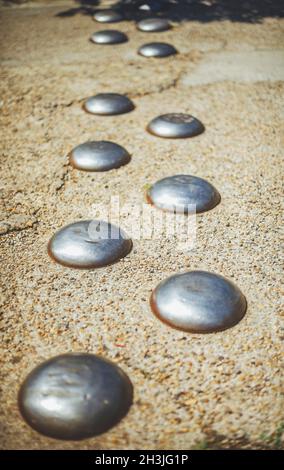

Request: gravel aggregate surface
left=0, top=0, right=283, bottom=450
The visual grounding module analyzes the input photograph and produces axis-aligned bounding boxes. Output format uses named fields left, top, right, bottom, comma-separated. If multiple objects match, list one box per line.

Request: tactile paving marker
left=83, top=93, right=135, bottom=116
left=48, top=220, right=132, bottom=269
left=138, top=42, right=177, bottom=58
left=137, top=18, right=171, bottom=32
left=147, top=113, right=204, bottom=138
left=150, top=271, right=247, bottom=333
left=93, top=10, right=123, bottom=23
left=18, top=353, right=133, bottom=440
left=147, top=175, right=220, bottom=214
left=90, top=30, right=128, bottom=45
left=69, top=141, right=130, bottom=172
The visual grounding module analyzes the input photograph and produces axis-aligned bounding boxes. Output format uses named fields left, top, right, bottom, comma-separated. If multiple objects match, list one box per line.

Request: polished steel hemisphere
left=83, top=93, right=135, bottom=116
left=137, top=18, right=171, bottom=32
left=93, top=9, right=123, bottom=23
left=48, top=220, right=132, bottom=269
left=138, top=42, right=177, bottom=58
left=139, top=0, right=164, bottom=12
left=150, top=271, right=247, bottom=333
left=18, top=353, right=133, bottom=440
left=147, top=175, right=220, bottom=214
left=147, top=113, right=204, bottom=138
left=90, top=30, right=128, bottom=45
left=69, top=141, right=130, bottom=172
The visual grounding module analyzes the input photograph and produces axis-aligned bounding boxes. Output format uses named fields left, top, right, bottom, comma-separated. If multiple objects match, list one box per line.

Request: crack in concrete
left=129, top=70, right=185, bottom=100
left=53, top=163, right=71, bottom=192
left=0, top=219, right=39, bottom=236
left=37, top=74, right=184, bottom=111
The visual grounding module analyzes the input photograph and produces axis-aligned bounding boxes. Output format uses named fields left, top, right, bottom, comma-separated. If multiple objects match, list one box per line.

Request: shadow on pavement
left=55, top=0, right=284, bottom=23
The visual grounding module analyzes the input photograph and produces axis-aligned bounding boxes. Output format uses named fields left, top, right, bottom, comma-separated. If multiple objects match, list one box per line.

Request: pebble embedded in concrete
left=48, top=220, right=132, bottom=269
left=18, top=353, right=133, bottom=440
left=150, top=271, right=247, bottom=333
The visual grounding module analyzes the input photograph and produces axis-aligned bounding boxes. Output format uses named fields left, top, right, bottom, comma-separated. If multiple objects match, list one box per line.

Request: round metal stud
left=83, top=93, right=134, bottom=116
left=90, top=30, right=128, bottom=45
left=18, top=353, right=133, bottom=440
left=147, top=113, right=204, bottom=138
left=138, top=42, right=177, bottom=58
left=150, top=271, right=247, bottom=333
left=139, top=1, right=164, bottom=12
left=147, top=175, right=220, bottom=214
left=93, top=9, right=123, bottom=23
left=69, top=141, right=130, bottom=172
left=137, top=18, right=171, bottom=32
left=48, top=220, right=132, bottom=269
